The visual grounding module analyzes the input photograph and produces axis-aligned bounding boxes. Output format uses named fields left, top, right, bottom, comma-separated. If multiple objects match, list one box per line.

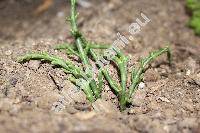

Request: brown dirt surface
left=0, top=0, right=200, bottom=132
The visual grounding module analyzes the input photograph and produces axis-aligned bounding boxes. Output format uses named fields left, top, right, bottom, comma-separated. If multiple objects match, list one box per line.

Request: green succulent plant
left=18, top=0, right=171, bottom=111
left=186, top=0, right=200, bottom=35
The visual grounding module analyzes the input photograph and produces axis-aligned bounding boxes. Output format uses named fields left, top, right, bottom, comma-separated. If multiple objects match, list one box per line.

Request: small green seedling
left=18, top=0, right=171, bottom=111
left=186, top=0, right=200, bottom=35
left=90, top=47, right=171, bottom=110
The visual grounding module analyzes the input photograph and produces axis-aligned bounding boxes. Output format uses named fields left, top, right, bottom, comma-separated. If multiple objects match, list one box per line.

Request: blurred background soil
left=0, top=0, right=200, bottom=132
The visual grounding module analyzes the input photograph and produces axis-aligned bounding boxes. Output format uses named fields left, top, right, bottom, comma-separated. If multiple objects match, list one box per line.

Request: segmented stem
left=17, top=52, right=87, bottom=79
left=89, top=49, right=122, bottom=93
left=128, top=47, right=171, bottom=100
left=112, top=49, right=129, bottom=110
left=18, top=0, right=172, bottom=111
left=70, top=0, right=89, bottom=66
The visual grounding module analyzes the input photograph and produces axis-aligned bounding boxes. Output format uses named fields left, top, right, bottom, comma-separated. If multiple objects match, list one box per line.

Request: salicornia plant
left=18, top=0, right=171, bottom=111
left=186, top=0, right=200, bottom=35
left=89, top=47, right=171, bottom=110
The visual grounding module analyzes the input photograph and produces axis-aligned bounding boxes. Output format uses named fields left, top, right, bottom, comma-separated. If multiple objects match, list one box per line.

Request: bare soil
left=0, top=0, right=200, bottom=133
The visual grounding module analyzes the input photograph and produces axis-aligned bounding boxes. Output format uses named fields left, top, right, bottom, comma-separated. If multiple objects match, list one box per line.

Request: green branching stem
left=17, top=52, right=87, bottom=79
left=69, top=76, right=95, bottom=102
left=70, top=0, right=89, bottom=66
left=97, top=69, right=104, bottom=92
left=17, top=0, right=172, bottom=111
left=90, top=46, right=171, bottom=110
left=89, top=49, right=122, bottom=93
left=128, top=46, right=172, bottom=100
left=55, top=43, right=79, bottom=56
left=69, top=0, right=103, bottom=100
left=55, top=42, right=110, bottom=57
left=112, top=49, right=129, bottom=110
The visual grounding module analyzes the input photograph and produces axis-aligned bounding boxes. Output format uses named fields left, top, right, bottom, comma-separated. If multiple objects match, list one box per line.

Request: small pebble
left=138, top=82, right=145, bottom=89
left=28, top=60, right=41, bottom=70
left=57, top=11, right=64, bottom=18
left=186, top=70, right=191, bottom=76
left=77, top=0, right=91, bottom=8
left=5, top=50, right=12, bottom=56
left=158, top=97, right=170, bottom=103
left=9, top=77, right=18, bottom=86
left=128, top=109, right=136, bottom=114
left=75, top=111, right=96, bottom=120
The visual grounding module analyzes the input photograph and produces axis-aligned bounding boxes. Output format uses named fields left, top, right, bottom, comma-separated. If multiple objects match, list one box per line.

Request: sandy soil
left=0, top=0, right=200, bottom=132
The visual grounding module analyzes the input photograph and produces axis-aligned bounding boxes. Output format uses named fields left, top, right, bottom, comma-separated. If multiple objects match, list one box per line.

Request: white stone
left=158, top=97, right=170, bottom=103
left=5, top=50, right=12, bottom=56
left=138, top=82, right=145, bottom=89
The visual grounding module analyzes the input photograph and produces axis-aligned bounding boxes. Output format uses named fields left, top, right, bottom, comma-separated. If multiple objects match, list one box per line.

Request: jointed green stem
left=128, top=47, right=171, bottom=100
left=69, top=77, right=95, bottom=102
left=70, top=0, right=79, bottom=36
left=70, top=0, right=89, bottom=66
left=76, top=38, right=90, bottom=65
left=17, top=52, right=87, bottom=79
left=89, top=49, right=122, bottom=93
left=69, top=0, right=103, bottom=100
left=55, top=43, right=110, bottom=56
left=112, top=49, right=129, bottom=110
left=90, top=46, right=171, bottom=110
left=55, top=43, right=79, bottom=56
left=17, top=0, right=172, bottom=111
left=97, top=69, right=104, bottom=92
